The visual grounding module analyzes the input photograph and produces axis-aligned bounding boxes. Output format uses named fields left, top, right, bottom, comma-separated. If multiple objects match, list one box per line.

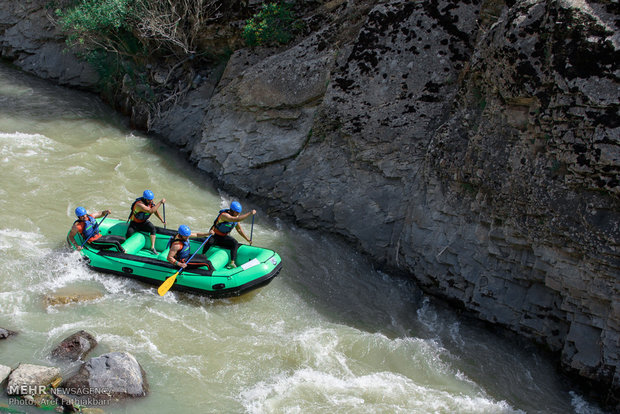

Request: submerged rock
left=44, top=287, right=104, bottom=306
left=0, top=327, right=17, bottom=339
left=62, top=352, right=148, bottom=401
left=50, top=330, right=98, bottom=362
left=7, top=363, right=61, bottom=395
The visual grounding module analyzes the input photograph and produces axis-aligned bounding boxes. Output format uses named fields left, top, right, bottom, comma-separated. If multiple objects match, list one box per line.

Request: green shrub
left=243, top=2, right=297, bottom=47
left=56, top=0, right=135, bottom=47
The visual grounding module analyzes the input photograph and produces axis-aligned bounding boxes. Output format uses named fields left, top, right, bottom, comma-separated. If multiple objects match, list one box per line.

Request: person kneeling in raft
left=167, top=225, right=214, bottom=270
left=69, top=207, right=125, bottom=252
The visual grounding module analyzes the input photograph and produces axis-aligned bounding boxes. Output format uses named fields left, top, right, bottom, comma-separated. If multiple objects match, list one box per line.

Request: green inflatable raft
left=67, top=218, right=282, bottom=298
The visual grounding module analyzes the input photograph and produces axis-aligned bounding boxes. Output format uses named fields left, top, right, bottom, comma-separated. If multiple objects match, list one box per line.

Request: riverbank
left=0, top=0, right=618, bottom=408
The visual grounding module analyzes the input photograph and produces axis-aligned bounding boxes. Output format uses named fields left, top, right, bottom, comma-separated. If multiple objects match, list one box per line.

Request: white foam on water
left=31, top=251, right=97, bottom=293
left=0, top=291, right=28, bottom=320
left=239, top=367, right=522, bottom=414
left=0, top=131, right=57, bottom=157
left=416, top=296, right=440, bottom=333
left=145, top=307, right=202, bottom=334
left=63, top=165, right=90, bottom=175
left=0, top=228, right=50, bottom=261
left=570, top=391, right=606, bottom=414
left=46, top=321, right=95, bottom=340
left=96, top=332, right=166, bottom=361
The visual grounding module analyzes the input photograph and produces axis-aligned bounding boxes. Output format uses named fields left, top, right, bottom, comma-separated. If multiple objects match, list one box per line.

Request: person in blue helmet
left=166, top=225, right=213, bottom=270
left=202, top=201, right=256, bottom=268
left=126, top=190, right=166, bottom=254
left=69, top=206, right=125, bottom=252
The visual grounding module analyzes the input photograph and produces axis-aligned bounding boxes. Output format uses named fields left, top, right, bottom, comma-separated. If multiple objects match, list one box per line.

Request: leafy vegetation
left=243, top=2, right=298, bottom=47
left=53, top=0, right=222, bottom=104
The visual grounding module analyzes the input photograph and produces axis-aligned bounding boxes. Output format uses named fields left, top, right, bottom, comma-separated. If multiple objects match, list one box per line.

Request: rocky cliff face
left=0, top=0, right=618, bottom=406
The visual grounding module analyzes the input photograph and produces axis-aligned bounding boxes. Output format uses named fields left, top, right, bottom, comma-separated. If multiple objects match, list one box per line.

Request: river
left=0, top=62, right=607, bottom=413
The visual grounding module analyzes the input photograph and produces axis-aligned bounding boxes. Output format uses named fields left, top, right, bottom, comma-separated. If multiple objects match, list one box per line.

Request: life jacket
left=212, top=209, right=237, bottom=236
left=74, top=215, right=102, bottom=243
left=167, top=235, right=190, bottom=262
left=129, top=197, right=154, bottom=223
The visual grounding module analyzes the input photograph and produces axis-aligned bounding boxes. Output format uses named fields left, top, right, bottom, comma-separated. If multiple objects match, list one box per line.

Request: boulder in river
left=62, top=352, right=148, bottom=401
left=0, top=327, right=17, bottom=339
left=7, top=363, right=61, bottom=395
left=0, top=364, right=11, bottom=384
left=50, top=330, right=98, bottom=361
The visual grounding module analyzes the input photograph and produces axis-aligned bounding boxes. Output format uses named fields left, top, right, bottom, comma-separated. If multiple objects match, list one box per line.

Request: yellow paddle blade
left=158, top=271, right=179, bottom=296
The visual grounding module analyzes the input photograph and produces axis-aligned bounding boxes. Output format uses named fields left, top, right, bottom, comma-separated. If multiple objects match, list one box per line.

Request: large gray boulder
left=62, top=352, right=148, bottom=401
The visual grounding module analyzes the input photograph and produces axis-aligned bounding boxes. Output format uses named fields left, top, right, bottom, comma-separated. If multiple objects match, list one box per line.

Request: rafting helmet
left=142, top=190, right=154, bottom=200
left=230, top=201, right=242, bottom=213
left=75, top=206, right=87, bottom=218
left=178, top=225, right=191, bottom=237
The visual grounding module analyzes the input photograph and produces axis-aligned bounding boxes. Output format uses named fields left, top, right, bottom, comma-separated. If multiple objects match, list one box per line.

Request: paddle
left=162, top=202, right=166, bottom=229
left=79, top=213, right=109, bottom=248
left=250, top=215, right=254, bottom=244
left=158, top=235, right=212, bottom=296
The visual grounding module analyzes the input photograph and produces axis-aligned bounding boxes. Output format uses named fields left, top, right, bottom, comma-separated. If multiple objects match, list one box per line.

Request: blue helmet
left=142, top=190, right=154, bottom=200
left=75, top=206, right=87, bottom=217
left=230, top=201, right=242, bottom=213
left=178, top=225, right=191, bottom=237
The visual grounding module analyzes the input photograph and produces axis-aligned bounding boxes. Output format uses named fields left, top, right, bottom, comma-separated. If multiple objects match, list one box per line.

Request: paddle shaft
left=163, top=202, right=166, bottom=229
left=80, top=213, right=109, bottom=248
left=250, top=215, right=254, bottom=243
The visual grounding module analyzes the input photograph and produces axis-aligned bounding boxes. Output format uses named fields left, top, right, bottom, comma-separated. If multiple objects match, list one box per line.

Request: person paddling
left=126, top=190, right=166, bottom=254
left=69, top=207, right=125, bottom=252
left=202, top=201, right=256, bottom=269
left=167, top=225, right=213, bottom=270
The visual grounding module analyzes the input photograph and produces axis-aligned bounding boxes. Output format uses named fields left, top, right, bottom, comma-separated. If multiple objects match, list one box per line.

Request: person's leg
left=185, top=254, right=214, bottom=270
left=125, top=222, right=137, bottom=239
left=220, top=235, right=239, bottom=267
left=141, top=221, right=157, bottom=253
left=201, top=236, right=216, bottom=255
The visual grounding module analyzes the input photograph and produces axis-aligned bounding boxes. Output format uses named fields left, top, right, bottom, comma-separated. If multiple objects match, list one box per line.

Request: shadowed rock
left=50, top=330, right=97, bottom=362
left=0, top=327, right=17, bottom=339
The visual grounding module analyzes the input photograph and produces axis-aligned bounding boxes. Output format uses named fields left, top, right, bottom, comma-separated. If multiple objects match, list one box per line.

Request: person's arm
left=220, top=209, right=257, bottom=223
left=235, top=224, right=252, bottom=245
left=190, top=232, right=209, bottom=238
left=167, top=243, right=186, bottom=268
left=68, top=224, right=82, bottom=250
left=137, top=199, right=166, bottom=214
left=154, top=209, right=165, bottom=224
left=91, top=209, right=111, bottom=219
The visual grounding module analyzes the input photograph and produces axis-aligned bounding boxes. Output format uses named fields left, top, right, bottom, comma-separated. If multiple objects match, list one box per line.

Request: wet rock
left=7, top=364, right=61, bottom=395
left=0, top=327, right=17, bottom=339
left=62, top=352, right=148, bottom=401
left=50, top=330, right=98, bottom=362
left=0, top=364, right=11, bottom=384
